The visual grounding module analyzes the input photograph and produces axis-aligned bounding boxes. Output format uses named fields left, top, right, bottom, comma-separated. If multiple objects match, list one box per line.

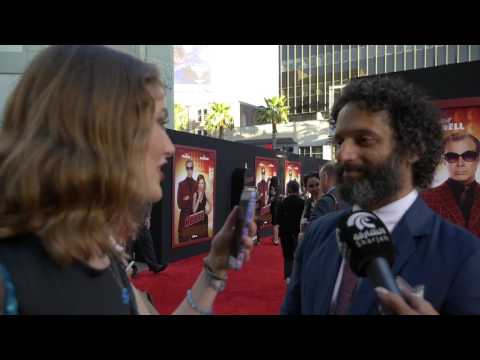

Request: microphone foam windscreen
left=336, top=210, right=395, bottom=277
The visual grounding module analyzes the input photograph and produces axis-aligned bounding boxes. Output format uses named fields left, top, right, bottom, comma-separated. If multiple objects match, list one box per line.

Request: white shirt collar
left=352, top=189, right=418, bottom=233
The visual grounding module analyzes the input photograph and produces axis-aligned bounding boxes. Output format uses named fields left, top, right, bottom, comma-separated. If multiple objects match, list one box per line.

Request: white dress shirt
left=330, top=189, right=419, bottom=309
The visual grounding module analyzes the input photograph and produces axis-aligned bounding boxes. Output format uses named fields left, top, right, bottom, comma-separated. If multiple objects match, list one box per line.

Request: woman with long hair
left=0, top=45, right=254, bottom=315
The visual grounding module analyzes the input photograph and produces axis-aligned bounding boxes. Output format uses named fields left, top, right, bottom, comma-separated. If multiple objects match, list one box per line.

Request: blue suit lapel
left=391, top=217, right=417, bottom=275
left=391, top=196, right=433, bottom=273
left=312, top=234, right=343, bottom=314
left=348, top=197, right=431, bottom=315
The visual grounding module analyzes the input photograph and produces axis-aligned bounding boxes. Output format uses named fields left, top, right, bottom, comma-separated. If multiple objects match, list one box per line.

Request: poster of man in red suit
left=173, top=145, right=216, bottom=247
left=285, top=160, right=301, bottom=195
left=421, top=101, right=480, bottom=238
left=255, top=157, right=278, bottom=226
left=257, top=167, right=268, bottom=207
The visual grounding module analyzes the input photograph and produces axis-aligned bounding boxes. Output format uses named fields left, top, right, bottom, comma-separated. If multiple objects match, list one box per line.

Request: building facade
left=274, top=45, right=480, bottom=159
left=0, top=45, right=174, bottom=128
left=177, top=100, right=260, bottom=137
left=173, top=45, right=275, bottom=134
left=223, top=119, right=332, bottom=159
left=280, top=45, right=480, bottom=122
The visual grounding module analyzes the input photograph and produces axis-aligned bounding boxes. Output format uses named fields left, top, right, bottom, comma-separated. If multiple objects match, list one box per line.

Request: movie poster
left=255, top=157, right=279, bottom=226
left=430, top=105, right=480, bottom=186
left=172, top=145, right=216, bottom=248
left=422, top=98, right=480, bottom=237
left=284, top=160, right=302, bottom=194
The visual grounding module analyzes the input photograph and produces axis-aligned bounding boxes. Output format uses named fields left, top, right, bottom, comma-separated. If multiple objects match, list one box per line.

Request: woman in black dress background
left=269, top=176, right=282, bottom=245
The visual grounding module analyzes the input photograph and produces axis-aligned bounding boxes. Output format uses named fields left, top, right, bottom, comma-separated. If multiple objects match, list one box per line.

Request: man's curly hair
left=331, top=76, right=443, bottom=190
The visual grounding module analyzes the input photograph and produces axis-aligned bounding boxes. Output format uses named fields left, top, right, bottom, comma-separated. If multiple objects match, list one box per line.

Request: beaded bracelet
left=203, top=257, right=228, bottom=281
left=186, top=289, right=213, bottom=315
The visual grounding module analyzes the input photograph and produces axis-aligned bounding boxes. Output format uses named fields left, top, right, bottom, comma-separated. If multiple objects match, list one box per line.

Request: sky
left=174, top=45, right=279, bottom=107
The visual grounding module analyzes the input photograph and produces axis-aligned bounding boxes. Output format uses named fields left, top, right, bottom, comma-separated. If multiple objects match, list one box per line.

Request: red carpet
left=132, top=236, right=287, bottom=315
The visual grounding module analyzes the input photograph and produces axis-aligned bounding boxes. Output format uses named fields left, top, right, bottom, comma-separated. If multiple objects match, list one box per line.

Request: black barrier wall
left=150, top=129, right=326, bottom=264
left=371, top=60, right=480, bottom=100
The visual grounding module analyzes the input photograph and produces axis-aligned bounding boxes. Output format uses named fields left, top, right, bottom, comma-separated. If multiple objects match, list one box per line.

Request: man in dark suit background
left=422, top=133, right=480, bottom=238
left=177, top=159, right=197, bottom=242
left=298, top=162, right=349, bottom=245
left=277, top=180, right=305, bottom=284
left=282, top=76, right=480, bottom=315
left=309, top=161, right=349, bottom=223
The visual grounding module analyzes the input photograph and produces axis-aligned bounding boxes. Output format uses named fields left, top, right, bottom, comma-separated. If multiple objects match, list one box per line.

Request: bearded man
left=281, top=76, right=480, bottom=315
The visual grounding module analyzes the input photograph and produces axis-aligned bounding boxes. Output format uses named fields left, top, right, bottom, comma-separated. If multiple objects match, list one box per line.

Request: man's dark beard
left=336, top=152, right=403, bottom=210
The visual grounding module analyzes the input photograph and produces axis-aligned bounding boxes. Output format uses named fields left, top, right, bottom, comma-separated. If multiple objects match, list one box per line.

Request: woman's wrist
left=176, top=270, right=219, bottom=315
left=204, top=255, right=228, bottom=278
left=202, top=263, right=227, bottom=293
left=186, top=289, right=213, bottom=315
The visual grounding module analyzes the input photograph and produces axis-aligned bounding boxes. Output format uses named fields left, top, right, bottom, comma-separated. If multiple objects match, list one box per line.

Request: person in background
left=299, top=173, right=323, bottom=238
left=269, top=176, right=281, bottom=246
left=308, top=161, right=349, bottom=224
left=277, top=180, right=304, bottom=285
left=128, top=203, right=168, bottom=276
left=300, top=174, right=310, bottom=201
left=0, top=45, right=254, bottom=315
left=422, top=132, right=480, bottom=238
left=253, top=188, right=263, bottom=246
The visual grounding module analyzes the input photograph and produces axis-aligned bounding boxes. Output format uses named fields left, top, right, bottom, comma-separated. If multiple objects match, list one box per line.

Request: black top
left=0, top=234, right=138, bottom=315
left=270, top=196, right=282, bottom=225
left=447, top=178, right=476, bottom=222
left=277, top=195, right=305, bottom=237
left=302, top=197, right=317, bottom=224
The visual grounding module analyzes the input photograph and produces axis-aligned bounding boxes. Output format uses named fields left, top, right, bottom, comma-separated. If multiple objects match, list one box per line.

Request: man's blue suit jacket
left=281, top=196, right=480, bottom=314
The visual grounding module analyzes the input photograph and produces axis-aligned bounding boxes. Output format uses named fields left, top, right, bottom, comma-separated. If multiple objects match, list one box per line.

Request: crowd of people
left=0, top=45, right=479, bottom=315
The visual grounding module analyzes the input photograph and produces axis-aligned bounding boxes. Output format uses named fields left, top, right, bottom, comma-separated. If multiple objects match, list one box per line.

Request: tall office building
left=279, top=45, right=480, bottom=122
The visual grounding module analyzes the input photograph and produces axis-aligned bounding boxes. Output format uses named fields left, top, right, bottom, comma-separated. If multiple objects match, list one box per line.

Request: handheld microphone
left=336, top=210, right=401, bottom=296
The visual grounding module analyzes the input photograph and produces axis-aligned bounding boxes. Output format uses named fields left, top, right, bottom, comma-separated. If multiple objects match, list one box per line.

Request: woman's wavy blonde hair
left=0, top=45, right=163, bottom=265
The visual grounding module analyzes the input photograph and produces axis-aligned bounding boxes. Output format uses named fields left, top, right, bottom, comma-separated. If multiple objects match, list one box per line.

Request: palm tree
left=256, top=96, right=289, bottom=150
left=174, top=103, right=189, bottom=131
left=202, top=102, right=234, bottom=139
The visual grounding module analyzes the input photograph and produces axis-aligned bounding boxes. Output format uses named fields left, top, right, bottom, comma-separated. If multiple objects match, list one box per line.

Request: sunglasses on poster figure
left=444, top=151, right=479, bottom=163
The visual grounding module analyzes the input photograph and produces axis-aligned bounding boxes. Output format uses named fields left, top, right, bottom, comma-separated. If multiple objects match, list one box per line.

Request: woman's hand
left=206, top=191, right=213, bottom=205
left=205, top=197, right=211, bottom=215
left=192, top=192, right=198, bottom=213
left=204, top=191, right=212, bottom=215
left=375, top=277, right=439, bottom=315
left=204, top=206, right=256, bottom=276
